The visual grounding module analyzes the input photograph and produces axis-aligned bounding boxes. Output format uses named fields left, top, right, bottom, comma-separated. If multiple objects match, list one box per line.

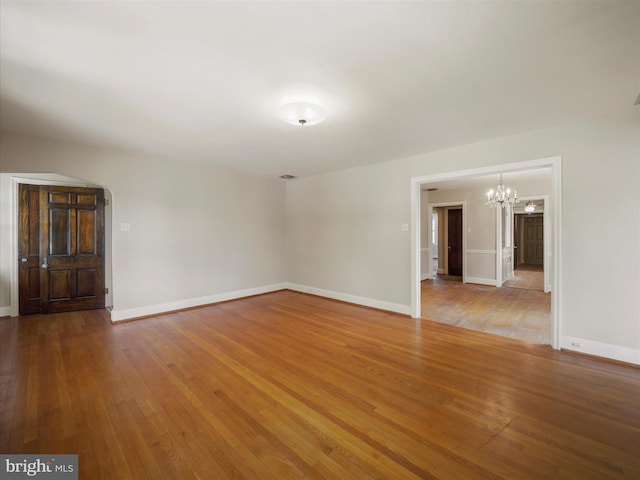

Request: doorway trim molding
left=410, top=156, right=562, bottom=349
left=8, top=175, right=113, bottom=317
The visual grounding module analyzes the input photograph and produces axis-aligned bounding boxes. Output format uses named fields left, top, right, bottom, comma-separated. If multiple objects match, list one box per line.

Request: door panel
left=523, top=215, right=544, bottom=265
left=78, top=209, right=97, bottom=254
left=50, top=209, right=71, bottom=255
left=77, top=269, right=97, bottom=297
left=39, top=185, right=105, bottom=314
left=18, top=184, right=43, bottom=314
left=49, top=270, right=71, bottom=300
left=447, top=208, right=463, bottom=276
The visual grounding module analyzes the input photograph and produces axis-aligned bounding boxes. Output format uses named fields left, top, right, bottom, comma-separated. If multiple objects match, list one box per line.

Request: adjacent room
left=419, top=170, right=552, bottom=345
left=1, top=1, right=639, bottom=479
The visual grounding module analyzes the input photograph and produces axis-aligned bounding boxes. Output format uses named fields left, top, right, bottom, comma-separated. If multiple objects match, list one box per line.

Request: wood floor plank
left=1, top=290, right=639, bottom=479
left=422, top=275, right=551, bottom=344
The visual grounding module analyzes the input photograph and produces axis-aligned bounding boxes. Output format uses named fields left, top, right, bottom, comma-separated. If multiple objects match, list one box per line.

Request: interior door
left=18, top=184, right=43, bottom=314
left=38, top=185, right=105, bottom=314
left=447, top=208, right=463, bottom=276
left=523, top=215, right=544, bottom=265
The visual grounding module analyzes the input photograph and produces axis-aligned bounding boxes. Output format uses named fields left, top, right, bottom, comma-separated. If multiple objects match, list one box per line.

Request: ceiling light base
left=278, top=102, right=327, bottom=126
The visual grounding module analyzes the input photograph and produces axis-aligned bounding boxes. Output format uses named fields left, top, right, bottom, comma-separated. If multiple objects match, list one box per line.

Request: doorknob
left=41, top=257, right=48, bottom=269
left=20, top=257, right=27, bottom=264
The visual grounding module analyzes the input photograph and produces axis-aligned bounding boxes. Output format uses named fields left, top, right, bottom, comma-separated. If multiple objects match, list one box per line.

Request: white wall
left=285, top=166, right=412, bottom=313
left=0, top=131, right=287, bottom=319
left=1, top=107, right=638, bottom=364
left=286, top=108, right=640, bottom=363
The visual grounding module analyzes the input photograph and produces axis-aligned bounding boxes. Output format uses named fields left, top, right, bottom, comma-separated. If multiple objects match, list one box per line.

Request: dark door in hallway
left=523, top=215, right=543, bottom=265
left=18, top=184, right=105, bottom=314
left=447, top=208, right=463, bottom=276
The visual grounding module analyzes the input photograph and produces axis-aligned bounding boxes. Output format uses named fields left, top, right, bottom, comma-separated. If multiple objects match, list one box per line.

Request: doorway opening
left=505, top=196, right=549, bottom=292
left=425, top=202, right=465, bottom=282
left=18, top=183, right=105, bottom=315
left=5, top=173, right=113, bottom=317
left=410, top=157, right=562, bottom=349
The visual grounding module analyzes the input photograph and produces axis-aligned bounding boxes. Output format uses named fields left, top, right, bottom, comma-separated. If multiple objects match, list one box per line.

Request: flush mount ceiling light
left=278, top=101, right=328, bottom=126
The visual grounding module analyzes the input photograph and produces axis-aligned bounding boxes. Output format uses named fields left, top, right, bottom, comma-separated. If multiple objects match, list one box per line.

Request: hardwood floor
left=503, top=265, right=544, bottom=291
left=2, top=290, right=639, bottom=479
left=422, top=275, right=551, bottom=344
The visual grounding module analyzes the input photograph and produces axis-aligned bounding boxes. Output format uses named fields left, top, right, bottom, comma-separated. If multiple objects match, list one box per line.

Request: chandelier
left=486, top=174, right=518, bottom=208
left=524, top=201, right=536, bottom=214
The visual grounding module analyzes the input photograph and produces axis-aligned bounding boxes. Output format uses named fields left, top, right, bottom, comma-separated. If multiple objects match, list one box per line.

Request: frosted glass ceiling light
left=278, top=101, right=328, bottom=126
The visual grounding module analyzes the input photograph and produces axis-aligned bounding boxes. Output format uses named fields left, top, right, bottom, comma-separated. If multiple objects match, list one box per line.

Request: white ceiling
left=1, top=1, right=638, bottom=178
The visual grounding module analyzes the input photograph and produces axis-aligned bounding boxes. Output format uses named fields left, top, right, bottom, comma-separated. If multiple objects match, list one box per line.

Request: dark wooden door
left=18, top=184, right=43, bottom=314
left=523, top=215, right=544, bottom=265
left=18, top=184, right=105, bottom=315
left=447, top=208, right=463, bottom=276
left=39, top=185, right=105, bottom=314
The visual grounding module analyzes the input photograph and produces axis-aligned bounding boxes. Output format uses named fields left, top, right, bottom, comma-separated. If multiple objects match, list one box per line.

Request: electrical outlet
left=120, top=223, right=131, bottom=232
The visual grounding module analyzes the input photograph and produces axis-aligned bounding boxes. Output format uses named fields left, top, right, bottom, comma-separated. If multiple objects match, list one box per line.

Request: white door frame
left=496, top=204, right=505, bottom=287
left=411, top=156, right=562, bottom=349
left=8, top=175, right=113, bottom=317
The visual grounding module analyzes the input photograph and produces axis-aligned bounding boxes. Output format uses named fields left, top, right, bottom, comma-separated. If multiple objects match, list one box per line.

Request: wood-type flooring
left=1, top=290, right=638, bottom=479
left=422, top=273, right=551, bottom=344
left=503, top=265, right=545, bottom=291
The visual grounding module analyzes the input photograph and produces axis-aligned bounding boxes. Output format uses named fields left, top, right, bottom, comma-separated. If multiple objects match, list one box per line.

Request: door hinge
left=104, top=198, right=109, bottom=206
left=104, top=287, right=109, bottom=294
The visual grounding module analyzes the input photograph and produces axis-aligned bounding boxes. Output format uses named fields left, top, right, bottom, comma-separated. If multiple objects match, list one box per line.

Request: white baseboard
left=0, top=306, right=11, bottom=317
left=110, top=282, right=412, bottom=321
left=420, top=274, right=430, bottom=281
left=561, top=336, right=640, bottom=365
left=286, top=283, right=411, bottom=316
left=109, top=283, right=288, bottom=322
left=464, top=276, right=497, bottom=286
